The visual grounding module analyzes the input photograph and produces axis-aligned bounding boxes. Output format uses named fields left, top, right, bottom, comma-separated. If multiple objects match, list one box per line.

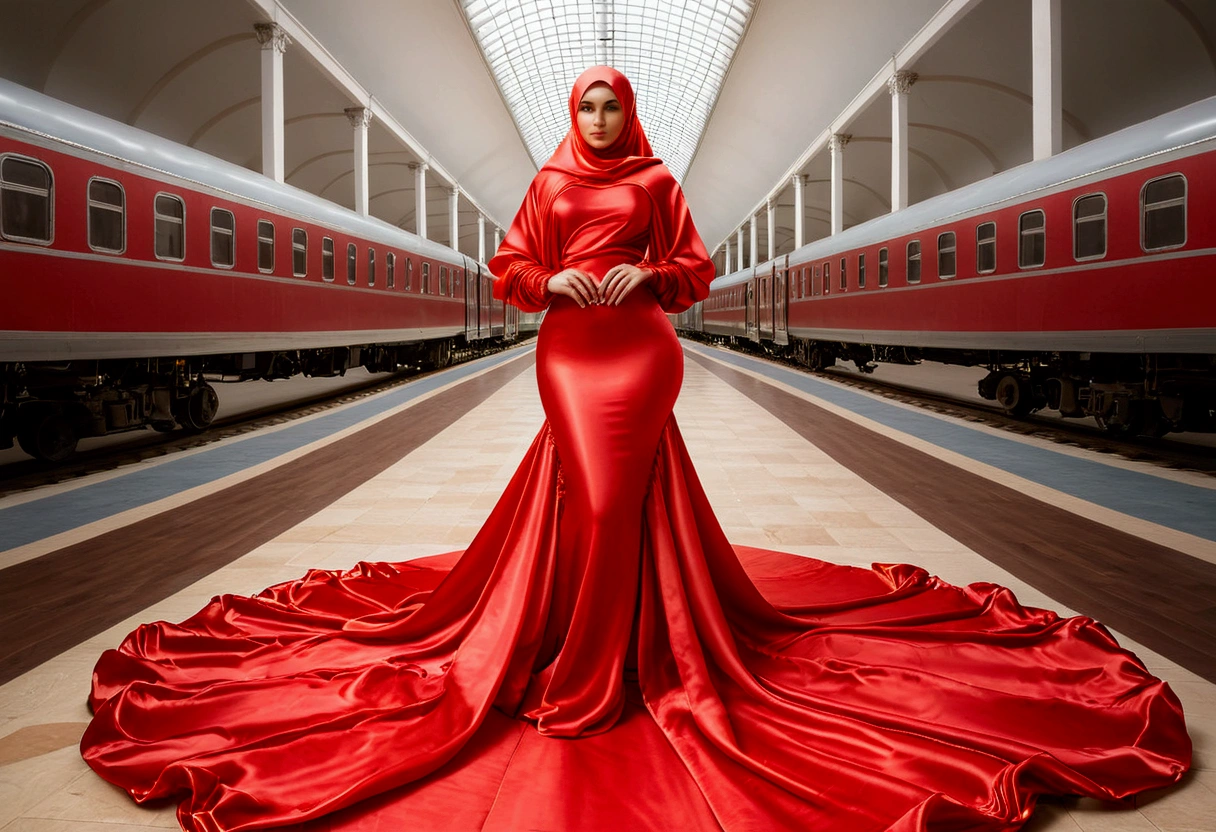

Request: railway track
left=697, top=339, right=1216, bottom=477
left=0, top=339, right=533, bottom=498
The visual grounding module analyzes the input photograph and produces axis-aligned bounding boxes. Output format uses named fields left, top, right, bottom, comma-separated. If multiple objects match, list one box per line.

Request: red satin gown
left=82, top=144, right=1190, bottom=832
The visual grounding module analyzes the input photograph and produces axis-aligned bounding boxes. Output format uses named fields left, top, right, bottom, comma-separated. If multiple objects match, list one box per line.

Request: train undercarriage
left=1, top=336, right=501, bottom=462
left=705, top=332, right=1216, bottom=438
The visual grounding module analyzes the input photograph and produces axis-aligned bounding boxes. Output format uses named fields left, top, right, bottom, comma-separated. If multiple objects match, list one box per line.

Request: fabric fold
left=83, top=417, right=1190, bottom=832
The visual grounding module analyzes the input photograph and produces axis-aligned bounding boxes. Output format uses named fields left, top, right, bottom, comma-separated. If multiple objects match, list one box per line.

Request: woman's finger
left=573, top=272, right=598, bottom=305
left=598, top=269, right=620, bottom=302
left=611, top=274, right=641, bottom=305
left=599, top=272, right=621, bottom=303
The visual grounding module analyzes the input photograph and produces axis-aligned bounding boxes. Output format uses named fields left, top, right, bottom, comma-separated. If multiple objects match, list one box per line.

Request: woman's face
left=577, top=83, right=625, bottom=150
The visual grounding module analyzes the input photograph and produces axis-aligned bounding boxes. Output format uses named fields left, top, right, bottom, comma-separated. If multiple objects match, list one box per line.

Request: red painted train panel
left=1, top=135, right=468, bottom=345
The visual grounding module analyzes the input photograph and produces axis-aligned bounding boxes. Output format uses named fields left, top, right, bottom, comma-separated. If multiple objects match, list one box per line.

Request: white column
left=888, top=70, right=916, bottom=212
left=493, top=227, right=502, bottom=254
left=477, top=213, right=486, bottom=262
left=345, top=107, right=372, bottom=216
left=411, top=162, right=428, bottom=239
left=1032, top=0, right=1063, bottom=160
left=749, top=214, right=758, bottom=268
left=449, top=187, right=460, bottom=252
left=792, top=174, right=805, bottom=249
left=724, top=238, right=733, bottom=274
left=255, top=24, right=290, bottom=183
left=736, top=228, right=744, bottom=272
left=829, top=133, right=850, bottom=235
left=765, top=197, right=775, bottom=261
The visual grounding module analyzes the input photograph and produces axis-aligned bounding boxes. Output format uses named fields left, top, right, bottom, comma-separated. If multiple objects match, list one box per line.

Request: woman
left=82, top=67, right=1190, bottom=832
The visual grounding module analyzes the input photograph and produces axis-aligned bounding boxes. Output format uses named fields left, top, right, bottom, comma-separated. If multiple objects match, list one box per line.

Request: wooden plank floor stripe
left=689, top=351, right=1216, bottom=684
left=0, top=353, right=535, bottom=686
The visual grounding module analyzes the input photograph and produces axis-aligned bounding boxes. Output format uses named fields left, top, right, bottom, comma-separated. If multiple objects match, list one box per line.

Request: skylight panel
left=460, top=0, right=755, bottom=182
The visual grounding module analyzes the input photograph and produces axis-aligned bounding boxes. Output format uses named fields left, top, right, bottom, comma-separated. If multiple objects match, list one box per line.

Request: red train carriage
left=0, top=78, right=515, bottom=461
left=685, top=95, right=1216, bottom=437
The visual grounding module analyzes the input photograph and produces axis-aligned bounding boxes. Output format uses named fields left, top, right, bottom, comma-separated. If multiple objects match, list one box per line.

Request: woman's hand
left=599, top=264, right=653, bottom=306
left=547, top=268, right=598, bottom=307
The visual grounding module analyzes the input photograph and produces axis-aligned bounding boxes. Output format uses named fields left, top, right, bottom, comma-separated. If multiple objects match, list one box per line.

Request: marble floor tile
left=1, top=356, right=1209, bottom=832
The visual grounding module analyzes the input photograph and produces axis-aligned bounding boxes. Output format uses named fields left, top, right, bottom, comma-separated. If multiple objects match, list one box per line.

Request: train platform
left=0, top=341, right=1213, bottom=832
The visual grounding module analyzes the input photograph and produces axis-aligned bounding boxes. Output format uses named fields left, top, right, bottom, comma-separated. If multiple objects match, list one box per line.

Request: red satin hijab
left=544, top=66, right=658, bottom=179
left=489, top=66, right=714, bottom=312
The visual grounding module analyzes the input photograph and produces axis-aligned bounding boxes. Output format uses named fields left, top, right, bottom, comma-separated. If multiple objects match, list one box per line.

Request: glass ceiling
left=460, top=0, right=755, bottom=182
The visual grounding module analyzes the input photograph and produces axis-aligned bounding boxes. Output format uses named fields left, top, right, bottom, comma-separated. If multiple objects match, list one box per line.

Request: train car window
left=906, top=241, right=921, bottom=284
left=840, top=257, right=847, bottom=291
left=153, top=193, right=185, bottom=261
left=1073, top=194, right=1107, bottom=261
left=440, top=265, right=449, bottom=296
left=406, top=257, right=413, bottom=291
left=292, top=228, right=307, bottom=276
left=1141, top=174, right=1186, bottom=251
left=937, top=232, right=956, bottom=279
left=878, top=248, right=888, bottom=287
left=210, top=208, right=235, bottom=268
left=0, top=155, right=53, bottom=244
left=387, top=252, right=396, bottom=288
left=368, top=248, right=376, bottom=286
left=1018, top=210, right=1045, bottom=268
left=88, top=178, right=125, bottom=254
left=422, top=261, right=431, bottom=293
left=322, top=237, right=334, bottom=282
left=976, top=222, right=996, bottom=273
left=858, top=253, right=866, bottom=288
left=346, top=243, right=357, bottom=285
left=257, top=220, right=274, bottom=273
left=823, top=262, right=830, bottom=295
left=813, top=265, right=820, bottom=296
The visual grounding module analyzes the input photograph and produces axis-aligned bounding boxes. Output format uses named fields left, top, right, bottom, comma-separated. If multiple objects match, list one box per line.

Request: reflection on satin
left=80, top=66, right=1190, bottom=832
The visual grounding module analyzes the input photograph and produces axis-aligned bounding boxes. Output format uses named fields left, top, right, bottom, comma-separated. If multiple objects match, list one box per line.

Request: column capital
left=887, top=70, right=918, bottom=96
left=254, top=23, right=291, bottom=53
left=450, top=186, right=460, bottom=197
left=409, top=161, right=429, bottom=173
left=791, top=173, right=805, bottom=188
left=829, top=132, right=852, bottom=151
left=344, top=107, right=372, bottom=129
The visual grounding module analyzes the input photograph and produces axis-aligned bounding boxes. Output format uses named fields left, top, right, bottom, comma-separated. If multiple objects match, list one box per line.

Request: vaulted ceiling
left=2, top=0, right=1213, bottom=266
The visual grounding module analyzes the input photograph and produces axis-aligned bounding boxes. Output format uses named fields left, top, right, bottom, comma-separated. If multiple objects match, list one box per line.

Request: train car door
left=746, top=277, right=759, bottom=342
left=759, top=272, right=773, bottom=341
left=464, top=262, right=478, bottom=339
left=505, top=304, right=518, bottom=340
left=479, top=275, right=491, bottom=338
left=774, top=257, right=789, bottom=345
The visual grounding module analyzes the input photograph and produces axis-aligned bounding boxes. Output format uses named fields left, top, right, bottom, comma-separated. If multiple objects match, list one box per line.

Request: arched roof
left=1, top=0, right=1213, bottom=266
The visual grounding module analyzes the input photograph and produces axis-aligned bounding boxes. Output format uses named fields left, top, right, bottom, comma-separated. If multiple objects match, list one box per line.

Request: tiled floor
left=0, top=355, right=1211, bottom=831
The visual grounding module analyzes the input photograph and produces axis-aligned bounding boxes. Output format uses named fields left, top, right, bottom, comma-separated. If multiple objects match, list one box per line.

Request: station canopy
left=460, top=0, right=755, bottom=182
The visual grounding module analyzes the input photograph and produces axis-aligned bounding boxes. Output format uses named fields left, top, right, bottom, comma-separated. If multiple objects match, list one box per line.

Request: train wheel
left=181, top=383, right=219, bottom=432
left=994, top=374, right=1033, bottom=417
left=17, top=406, right=78, bottom=462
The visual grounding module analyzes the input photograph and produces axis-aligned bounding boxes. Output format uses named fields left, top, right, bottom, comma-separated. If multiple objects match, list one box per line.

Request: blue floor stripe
left=688, top=344, right=1216, bottom=543
left=0, top=347, right=534, bottom=553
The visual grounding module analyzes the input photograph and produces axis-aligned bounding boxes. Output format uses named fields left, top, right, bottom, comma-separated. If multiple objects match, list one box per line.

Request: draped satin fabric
left=81, top=67, right=1190, bottom=832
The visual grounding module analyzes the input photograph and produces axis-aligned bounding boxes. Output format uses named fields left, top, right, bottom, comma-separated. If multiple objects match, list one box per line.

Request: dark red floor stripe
left=0, top=353, right=535, bottom=685
left=689, top=351, right=1216, bottom=684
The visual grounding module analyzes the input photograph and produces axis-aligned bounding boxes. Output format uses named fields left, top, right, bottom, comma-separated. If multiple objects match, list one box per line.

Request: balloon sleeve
left=489, top=180, right=555, bottom=313
left=638, top=178, right=715, bottom=314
